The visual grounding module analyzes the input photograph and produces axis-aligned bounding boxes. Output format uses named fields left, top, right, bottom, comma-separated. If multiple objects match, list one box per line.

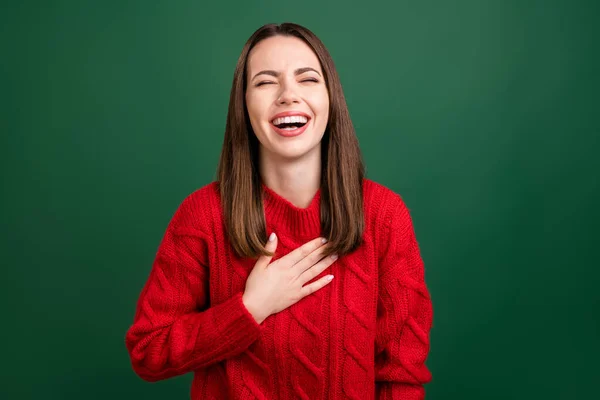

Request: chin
left=271, top=140, right=322, bottom=161
left=256, top=124, right=324, bottom=160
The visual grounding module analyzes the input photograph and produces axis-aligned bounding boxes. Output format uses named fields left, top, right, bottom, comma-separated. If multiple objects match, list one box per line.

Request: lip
left=270, top=111, right=311, bottom=122
left=270, top=118, right=310, bottom=137
left=269, top=111, right=312, bottom=138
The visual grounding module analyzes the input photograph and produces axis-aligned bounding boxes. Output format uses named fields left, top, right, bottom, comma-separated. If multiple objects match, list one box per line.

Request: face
left=245, top=35, right=330, bottom=162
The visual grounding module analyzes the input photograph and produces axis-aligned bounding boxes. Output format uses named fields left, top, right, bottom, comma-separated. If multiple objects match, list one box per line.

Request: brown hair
left=217, top=22, right=365, bottom=259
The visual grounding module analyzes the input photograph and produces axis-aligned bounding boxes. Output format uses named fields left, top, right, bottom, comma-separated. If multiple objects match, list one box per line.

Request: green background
left=2, top=0, right=598, bottom=399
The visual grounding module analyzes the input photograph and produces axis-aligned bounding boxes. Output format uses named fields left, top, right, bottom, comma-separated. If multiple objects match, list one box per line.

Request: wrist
left=242, top=293, right=267, bottom=324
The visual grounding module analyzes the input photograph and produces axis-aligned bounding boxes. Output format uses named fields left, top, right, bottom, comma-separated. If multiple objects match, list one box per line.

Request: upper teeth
left=272, top=115, right=308, bottom=125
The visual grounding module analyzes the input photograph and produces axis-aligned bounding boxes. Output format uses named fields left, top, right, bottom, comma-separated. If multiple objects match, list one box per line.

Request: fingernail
left=321, top=237, right=328, bottom=243
left=327, top=275, right=334, bottom=281
left=269, top=232, right=276, bottom=242
left=331, top=254, right=338, bottom=260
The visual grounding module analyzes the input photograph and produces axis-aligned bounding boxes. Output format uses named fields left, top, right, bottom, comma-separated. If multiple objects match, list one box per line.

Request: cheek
left=245, top=94, right=265, bottom=126
left=245, top=93, right=257, bottom=117
left=313, top=88, right=329, bottom=109
left=311, top=90, right=330, bottom=123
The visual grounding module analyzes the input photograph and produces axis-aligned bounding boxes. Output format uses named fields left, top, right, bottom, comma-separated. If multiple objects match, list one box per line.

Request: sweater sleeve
left=375, top=194, right=433, bottom=399
left=125, top=194, right=263, bottom=382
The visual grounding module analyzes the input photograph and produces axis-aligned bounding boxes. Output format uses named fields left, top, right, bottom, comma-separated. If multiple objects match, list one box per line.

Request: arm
left=375, top=194, right=433, bottom=399
left=124, top=195, right=263, bottom=382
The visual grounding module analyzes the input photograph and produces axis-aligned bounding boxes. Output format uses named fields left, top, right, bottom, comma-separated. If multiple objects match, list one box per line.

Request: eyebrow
left=251, top=67, right=322, bottom=81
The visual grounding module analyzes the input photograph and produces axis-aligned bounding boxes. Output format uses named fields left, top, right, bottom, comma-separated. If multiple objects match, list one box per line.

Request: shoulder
left=362, top=178, right=411, bottom=226
left=184, top=180, right=220, bottom=206
left=168, top=181, right=221, bottom=232
left=362, top=178, right=417, bottom=258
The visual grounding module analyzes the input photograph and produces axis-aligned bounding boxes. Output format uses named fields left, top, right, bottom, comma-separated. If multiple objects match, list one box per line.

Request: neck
left=259, top=147, right=321, bottom=209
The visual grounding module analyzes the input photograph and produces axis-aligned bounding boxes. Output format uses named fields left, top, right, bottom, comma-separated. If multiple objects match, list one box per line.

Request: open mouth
left=271, top=116, right=310, bottom=131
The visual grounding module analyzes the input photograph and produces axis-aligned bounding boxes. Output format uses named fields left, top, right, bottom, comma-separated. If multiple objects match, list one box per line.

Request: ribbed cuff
left=208, top=292, right=263, bottom=354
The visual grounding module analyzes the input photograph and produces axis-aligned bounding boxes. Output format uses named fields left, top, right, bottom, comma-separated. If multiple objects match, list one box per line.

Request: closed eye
left=255, top=78, right=319, bottom=87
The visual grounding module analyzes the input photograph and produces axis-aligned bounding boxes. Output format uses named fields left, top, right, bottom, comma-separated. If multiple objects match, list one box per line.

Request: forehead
left=247, top=36, right=322, bottom=75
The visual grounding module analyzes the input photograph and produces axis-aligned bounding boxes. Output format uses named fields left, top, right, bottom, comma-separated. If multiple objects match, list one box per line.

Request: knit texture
left=125, top=178, right=433, bottom=399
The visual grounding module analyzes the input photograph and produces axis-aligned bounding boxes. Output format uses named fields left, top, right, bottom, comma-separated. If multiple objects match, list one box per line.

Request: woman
left=125, top=22, right=433, bottom=399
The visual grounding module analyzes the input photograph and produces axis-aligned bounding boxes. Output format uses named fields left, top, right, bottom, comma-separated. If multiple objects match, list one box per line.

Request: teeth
left=272, top=115, right=308, bottom=125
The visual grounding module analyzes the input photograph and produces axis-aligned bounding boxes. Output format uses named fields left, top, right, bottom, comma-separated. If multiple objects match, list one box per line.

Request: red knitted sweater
left=125, top=178, right=433, bottom=399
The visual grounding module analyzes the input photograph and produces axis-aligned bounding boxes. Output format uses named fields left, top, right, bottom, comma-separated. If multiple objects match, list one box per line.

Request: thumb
left=257, top=232, right=278, bottom=268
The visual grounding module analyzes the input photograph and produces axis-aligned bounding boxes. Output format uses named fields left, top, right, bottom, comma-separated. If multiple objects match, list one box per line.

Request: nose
left=277, top=82, right=300, bottom=105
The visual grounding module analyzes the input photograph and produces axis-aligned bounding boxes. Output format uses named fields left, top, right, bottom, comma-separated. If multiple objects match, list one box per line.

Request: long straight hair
left=217, top=22, right=365, bottom=259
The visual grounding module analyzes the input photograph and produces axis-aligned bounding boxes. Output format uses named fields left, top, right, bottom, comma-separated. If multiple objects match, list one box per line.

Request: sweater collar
left=261, top=182, right=322, bottom=238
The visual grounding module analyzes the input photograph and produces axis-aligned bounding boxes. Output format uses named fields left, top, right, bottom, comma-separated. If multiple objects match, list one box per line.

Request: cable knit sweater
left=125, top=178, right=433, bottom=399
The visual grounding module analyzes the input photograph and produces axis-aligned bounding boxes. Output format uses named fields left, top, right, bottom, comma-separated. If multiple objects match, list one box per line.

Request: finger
left=284, top=236, right=328, bottom=266
left=291, top=244, right=329, bottom=275
left=299, top=274, right=334, bottom=298
left=256, top=232, right=278, bottom=269
left=298, top=253, right=338, bottom=285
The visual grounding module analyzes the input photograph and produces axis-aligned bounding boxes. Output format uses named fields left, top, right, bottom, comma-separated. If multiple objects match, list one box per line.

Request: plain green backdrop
left=2, top=0, right=598, bottom=399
